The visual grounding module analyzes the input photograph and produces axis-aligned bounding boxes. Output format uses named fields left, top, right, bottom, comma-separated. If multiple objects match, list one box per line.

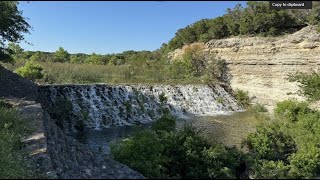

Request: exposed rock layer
left=169, top=26, right=320, bottom=110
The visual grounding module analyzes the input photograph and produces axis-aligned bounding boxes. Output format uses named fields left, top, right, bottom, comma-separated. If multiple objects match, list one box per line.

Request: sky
left=18, top=1, right=247, bottom=54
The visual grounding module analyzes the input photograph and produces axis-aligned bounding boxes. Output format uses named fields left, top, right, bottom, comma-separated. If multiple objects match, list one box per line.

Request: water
left=71, top=111, right=258, bottom=154
left=40, top=84, right=243, bottom=132
left=71, top=123, right=152, bottom=154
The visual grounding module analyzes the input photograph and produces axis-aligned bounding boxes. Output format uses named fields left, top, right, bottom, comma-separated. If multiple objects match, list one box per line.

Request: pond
left=71, top=111, right=259, bottom=154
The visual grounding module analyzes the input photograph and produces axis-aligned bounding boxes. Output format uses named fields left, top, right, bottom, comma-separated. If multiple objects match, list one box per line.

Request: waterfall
left=40, top=84, right=243, bottom=131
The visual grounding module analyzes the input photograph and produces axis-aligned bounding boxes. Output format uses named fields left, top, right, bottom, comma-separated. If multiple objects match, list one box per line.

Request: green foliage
left=158, top=92, right=167, bottom=104
left=250, top=103, right=268, bottom=113
left=0, top=107, right=41, bottom=178
left=53, top=47, right=70, bottom=63
left=168, top=45, right=226, bottom=84
left=245, top=123, right=297, bottom=162
left=14, top=61, right=44, bottom=81
left=288, top=71, right=320, bottom=102
left=110, top=129, right=167, bottom=178
left=0, top=1, right=31, bottom=62
left=249, top=160, right=290, bottom=179
left=111, top=115, right=244, bottom=179
left=289, top=146, right=320, bottom=179
left=123, top=100, right=131, bottom=114
left=233, top=89, right=251, bottom=108
left=245, top=99, right=320, bottom=179
left=203, top=56, right=226, bottom=85
left=274, top=100, right=311, bottom=122
left=151, top=114, right=176, bottom=133
left=217, top=97, right=224, bottom=104
left=166, top=1, right=312, bottom=51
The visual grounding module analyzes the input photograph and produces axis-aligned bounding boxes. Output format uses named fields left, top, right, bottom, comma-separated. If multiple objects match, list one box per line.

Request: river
left=71, top=111, right=258, bottom=154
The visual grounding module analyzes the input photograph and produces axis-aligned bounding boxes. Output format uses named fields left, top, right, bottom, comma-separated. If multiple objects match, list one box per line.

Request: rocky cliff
left=169, top=26, right=320, bottom=111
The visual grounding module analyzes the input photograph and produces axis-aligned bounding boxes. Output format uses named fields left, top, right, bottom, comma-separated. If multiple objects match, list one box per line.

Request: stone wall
left=169, top=26, right=320, bottom=111
left=0, top=65, right=144, bottom=179
left=42, top=111, right=145, bottom=179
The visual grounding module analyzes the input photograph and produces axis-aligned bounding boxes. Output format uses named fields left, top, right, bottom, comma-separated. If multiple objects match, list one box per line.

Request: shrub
left=250, top=103, right=268, bottom=113
left=14, top=61, right=44, bottom=81
left=288, top=146, right=320, bottom=179
left=110, top=129, right=167, bottom=178
left=249, top=160, right=291, bottom=179
left=151, top=114, right=176, bottom=133
left=234, top=89, right=251, bottom=108
left=288, top=71, right=320, bottom=102
left=274, top=100, right=312, bottom=122
left=159, top=92, right=167, bottom=104
left=112, top=115, right=244, bottom=179
left=217, top=97, right=224, bottom=104
left=245, top=123, right=296, bottom=162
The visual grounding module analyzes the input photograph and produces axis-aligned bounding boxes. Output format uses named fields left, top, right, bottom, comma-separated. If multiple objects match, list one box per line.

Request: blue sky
left=18, top=1, right=246, bottom=54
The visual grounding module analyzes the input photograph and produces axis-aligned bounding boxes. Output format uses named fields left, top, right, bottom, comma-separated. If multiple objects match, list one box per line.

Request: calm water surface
left=72, top=111, right=258, bottom=154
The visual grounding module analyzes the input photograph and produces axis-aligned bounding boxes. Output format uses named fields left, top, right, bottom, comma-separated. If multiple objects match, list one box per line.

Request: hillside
left=169, top=25, right=320, bottom=111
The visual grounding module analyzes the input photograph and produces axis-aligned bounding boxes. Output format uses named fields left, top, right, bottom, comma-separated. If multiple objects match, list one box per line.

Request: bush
left=274, top=100, right=312, bottom=122
left=111, top=115, right=244, bottom=179
left=14, top=61, right=44, bottom=81
left=250, top=103, right=268, bottom=113
left=159, top=92, right=167, bottom=104
left=249, top=160, right=290, bottom=179
left=151, top=114, right=176, bottom=133
left=110, top=129, right=167, bottom=178
left=234, top=89, right=251, bottom=108
left=245, top=123, right=296, bottom=162
left=288, top=71, right=320, bottom=102
left=288, top=146, right=320, bottom=179
left=245, top=99, right=320, bottom=179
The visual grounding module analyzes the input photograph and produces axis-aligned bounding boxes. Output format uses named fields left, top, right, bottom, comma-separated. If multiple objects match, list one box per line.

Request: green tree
left=0, top=1, right=31, bottom=62
left=85, top=53, right=103, bottom=65
left=29, top=52, right=45, bottom=62
left=7, top=43, right=24, bottom=61
left=53, top=47, right=70, bottom=62
left=14, top=61, right=44, bottom=81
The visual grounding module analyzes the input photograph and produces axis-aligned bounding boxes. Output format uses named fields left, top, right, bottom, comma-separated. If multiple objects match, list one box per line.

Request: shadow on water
left=70, top=123, right=152, bottom=154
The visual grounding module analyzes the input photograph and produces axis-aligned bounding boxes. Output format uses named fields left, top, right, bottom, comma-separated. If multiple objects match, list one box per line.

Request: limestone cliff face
left=169, top=26, right=320, bottom=111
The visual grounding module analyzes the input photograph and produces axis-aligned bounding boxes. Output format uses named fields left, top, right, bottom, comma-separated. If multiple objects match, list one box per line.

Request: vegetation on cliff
left=166, top=1, right=320, bottom=51
left=289, top=70, right=320, bottom=102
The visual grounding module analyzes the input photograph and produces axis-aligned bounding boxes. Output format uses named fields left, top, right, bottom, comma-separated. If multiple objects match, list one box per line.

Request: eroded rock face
left=169, top=26, right=320, bottom=111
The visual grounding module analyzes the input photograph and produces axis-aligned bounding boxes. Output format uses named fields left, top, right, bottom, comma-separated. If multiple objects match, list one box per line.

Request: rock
left=169, top=25, right=320, bottom=111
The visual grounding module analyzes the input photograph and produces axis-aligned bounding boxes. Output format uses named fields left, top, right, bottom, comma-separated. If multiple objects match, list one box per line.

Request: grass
left=0, top=105, right=44, bottom=179
left=2, top=61, right=206, bottom=85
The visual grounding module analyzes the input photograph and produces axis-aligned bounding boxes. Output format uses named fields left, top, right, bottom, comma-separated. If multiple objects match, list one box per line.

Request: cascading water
left=40, top=84, right=243, bottom=132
